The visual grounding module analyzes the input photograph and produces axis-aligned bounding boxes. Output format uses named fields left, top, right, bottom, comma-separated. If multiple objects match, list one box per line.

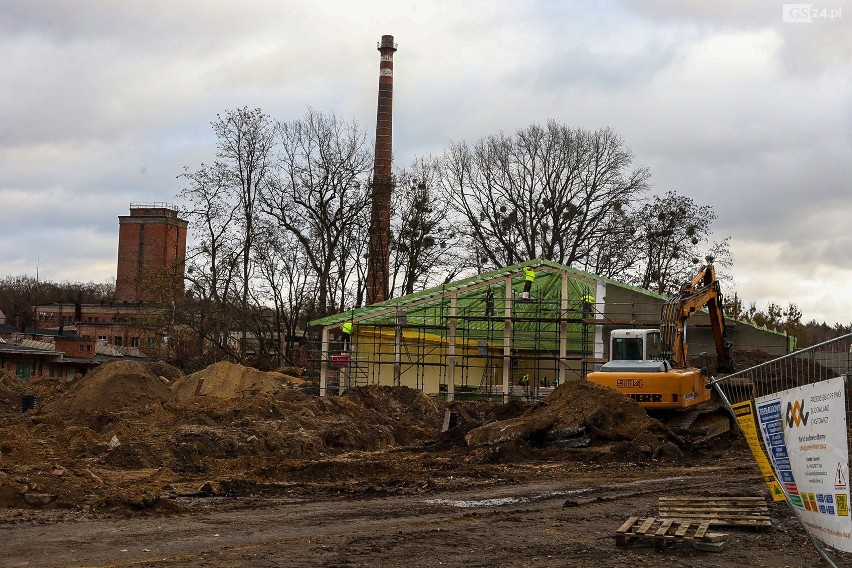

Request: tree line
left=168, top=107, right=731, bottom=368
left=3, top=107, right=846, bottom=369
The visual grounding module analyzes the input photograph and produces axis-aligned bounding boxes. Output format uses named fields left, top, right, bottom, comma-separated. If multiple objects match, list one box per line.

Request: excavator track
left=663, top=397, right=733, bottom=441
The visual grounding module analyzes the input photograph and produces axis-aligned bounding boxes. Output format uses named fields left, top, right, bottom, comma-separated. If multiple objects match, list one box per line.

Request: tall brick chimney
left=365, top=34, right=397, bottom=305
left=115, top=203, right=188, bottom=303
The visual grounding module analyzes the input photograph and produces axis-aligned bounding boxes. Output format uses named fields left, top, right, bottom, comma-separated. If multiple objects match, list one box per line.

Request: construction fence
left=713, top=333, right=852, bottom=566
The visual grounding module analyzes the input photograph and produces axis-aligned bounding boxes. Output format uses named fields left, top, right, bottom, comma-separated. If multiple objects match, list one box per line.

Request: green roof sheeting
left=309, top=260, right=597, bottom=352
left=309, top=258, right=787, bottom=341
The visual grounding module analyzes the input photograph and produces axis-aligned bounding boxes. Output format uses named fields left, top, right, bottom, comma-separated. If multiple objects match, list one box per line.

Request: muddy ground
left=1, top=359, right=850, bottom=567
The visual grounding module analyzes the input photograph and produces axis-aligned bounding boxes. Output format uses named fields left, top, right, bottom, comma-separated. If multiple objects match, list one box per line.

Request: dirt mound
left=341, top=385, right=443, bottom=445
left=146, top=360, right=184, bottom=382
left=342, top=385, right=440, bottom=424
left=0, top=369, right=28, bottom=417
left=44, top=360, right=175, bottom=426
left=425, top=399, right=528, bottom=450
left=465, top=380, right=656, bottom=448
left=0, top=369, right=27, bottom=394
left=172, top=361, right=304, bottom=400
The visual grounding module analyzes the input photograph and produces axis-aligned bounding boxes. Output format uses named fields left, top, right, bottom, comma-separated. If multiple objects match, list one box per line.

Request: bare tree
left=580, top=204, right=642, bottom=279
left=632, top=190, right=730, bottom=295
left=252, top=221, right=318, bottom=365
left=177, top=161, right=243, bottom=363
left=440, top=122, right=649, bottom=269
left=334, top=201, right=370, bottom=309
left=261, top=109, right=372, bottom=316
left=212, top=107, right=277, bottom=359
left=390, top=157, right=462, bottom=296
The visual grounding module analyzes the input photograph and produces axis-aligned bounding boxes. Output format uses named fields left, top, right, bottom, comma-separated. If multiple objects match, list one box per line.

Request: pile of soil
left=0, top=369, right=28, bottom=416
left=172, top=361, right=304, bottom=399
left=0, top=362, right=449, bottom=511
left=1, top=354, right=760, bottom=515
left=44, top=360, right=175, bottom=428
left=464, top=380, right=659, bottom=450
left=146, top=360, right=184, bottom=382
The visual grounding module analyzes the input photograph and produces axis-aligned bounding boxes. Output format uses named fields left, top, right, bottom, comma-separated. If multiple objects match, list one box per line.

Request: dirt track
left=0, top=464, right=834, bottom=567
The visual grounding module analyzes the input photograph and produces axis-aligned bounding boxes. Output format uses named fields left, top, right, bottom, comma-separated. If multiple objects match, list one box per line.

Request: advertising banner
left=755, top=376, right=852, bottom=551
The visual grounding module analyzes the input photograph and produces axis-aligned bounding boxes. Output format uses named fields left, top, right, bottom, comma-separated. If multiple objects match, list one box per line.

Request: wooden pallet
left=658, top=496, right=771, bottom=528
left=615, top=516, right=728, bottom=551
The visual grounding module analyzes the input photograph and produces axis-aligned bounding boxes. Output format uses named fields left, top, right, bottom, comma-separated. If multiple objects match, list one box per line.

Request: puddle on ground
left=425, top=489, right=589, bottom=508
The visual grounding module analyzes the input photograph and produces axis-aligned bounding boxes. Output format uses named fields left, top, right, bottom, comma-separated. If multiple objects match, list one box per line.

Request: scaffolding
left=311, top=261, right=605, bottom=400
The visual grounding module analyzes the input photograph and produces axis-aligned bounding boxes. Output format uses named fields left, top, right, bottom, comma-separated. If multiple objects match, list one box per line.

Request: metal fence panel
left=712, top=333, right=852, bottom=565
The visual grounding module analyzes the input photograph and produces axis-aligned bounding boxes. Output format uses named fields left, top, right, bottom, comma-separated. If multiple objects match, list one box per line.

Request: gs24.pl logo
left=783, top=4, right=843, bottom=22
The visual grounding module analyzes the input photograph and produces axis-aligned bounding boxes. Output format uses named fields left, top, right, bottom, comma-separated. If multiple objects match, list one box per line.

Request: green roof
left=310, top=258, right=787, bottom=341
left=310, top=259, right=598, bottom=327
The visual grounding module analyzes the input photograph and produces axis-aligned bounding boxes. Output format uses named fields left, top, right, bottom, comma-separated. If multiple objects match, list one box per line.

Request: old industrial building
left=34, top=203, right=186, bottom=351
left=3, top=203, right=188, bottom=383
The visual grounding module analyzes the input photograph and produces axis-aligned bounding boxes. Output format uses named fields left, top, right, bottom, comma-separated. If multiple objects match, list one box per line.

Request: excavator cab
left=610, top=329, right=660, bottom=361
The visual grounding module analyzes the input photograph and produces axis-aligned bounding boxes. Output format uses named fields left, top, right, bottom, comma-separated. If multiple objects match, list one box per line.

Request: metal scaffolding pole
left=447, top=294, right=457, bottom=402
left=393, top=310, right=402, bottom=386
left=320, top=328, right=329, bottom=397
left=502, top=276, right=513, bottom=400
left=559, top=273, right=569, bottom=385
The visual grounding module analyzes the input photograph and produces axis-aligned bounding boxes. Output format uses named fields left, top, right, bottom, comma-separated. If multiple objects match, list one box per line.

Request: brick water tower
left=115, top=203, right=188, bottom=303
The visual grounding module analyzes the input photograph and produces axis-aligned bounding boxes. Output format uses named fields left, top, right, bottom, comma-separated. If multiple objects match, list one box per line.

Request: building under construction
left=309, top=260, right=790, bottom=400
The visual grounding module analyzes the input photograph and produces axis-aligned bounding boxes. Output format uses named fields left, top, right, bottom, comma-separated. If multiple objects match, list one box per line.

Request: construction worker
left=519, top=373, right=531, bottom=399
left=522, top=266, right=536, bottom=300
left=582, top=291, right=595, bottom=314
left=341, top=321, right=353, bottom=353
left=485, top=288, right=495, bottom=317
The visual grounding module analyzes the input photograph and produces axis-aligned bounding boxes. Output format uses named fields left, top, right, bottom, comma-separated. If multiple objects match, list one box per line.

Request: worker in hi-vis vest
left=341, top=321, right=353, bottom=353
left=582, top=291, right=595, bottom=318
left=522, top=266, right=536, bottom=300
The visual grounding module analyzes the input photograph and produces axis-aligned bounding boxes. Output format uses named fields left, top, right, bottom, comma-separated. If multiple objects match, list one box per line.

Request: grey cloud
left=0, top=1, right=849, bottom=323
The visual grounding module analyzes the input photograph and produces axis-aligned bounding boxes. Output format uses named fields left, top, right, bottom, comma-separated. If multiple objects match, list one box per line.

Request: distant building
left=31, top=204, right=189, bottom=368
left=0, top=327, right=147, bottom=383
left=34, top=301, right=169, bottom=353
left=115, top=203, right=188, bottom=303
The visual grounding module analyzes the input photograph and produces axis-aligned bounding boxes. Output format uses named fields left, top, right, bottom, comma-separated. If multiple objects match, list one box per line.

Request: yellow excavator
left=586, top=259, right=735, bottom=438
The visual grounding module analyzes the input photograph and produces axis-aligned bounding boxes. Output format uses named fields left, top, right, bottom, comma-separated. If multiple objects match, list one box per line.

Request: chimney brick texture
left=366, top=34, right=397, bottom=305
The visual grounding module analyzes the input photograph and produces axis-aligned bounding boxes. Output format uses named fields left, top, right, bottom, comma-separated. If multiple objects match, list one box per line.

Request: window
left=130, top=337, right=139, bottom=347
left=114, top=336, right=122, bottom=346
left=86, top=345, right=92, bottom=352
left=612, top=337, right=644, bottom=360
left=147, top=337, right=156, bottom=348
left=78, top=345, right=85, bottom=352
left=98, top=336, right=106, bottom=341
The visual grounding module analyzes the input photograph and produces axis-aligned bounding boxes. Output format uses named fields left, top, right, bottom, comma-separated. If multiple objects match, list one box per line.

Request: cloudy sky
left=1, top=1, right=849, bottom=324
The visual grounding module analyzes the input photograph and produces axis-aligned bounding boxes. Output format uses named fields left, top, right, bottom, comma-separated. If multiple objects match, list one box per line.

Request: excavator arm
left=659, top=262, right=734, bottom=373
